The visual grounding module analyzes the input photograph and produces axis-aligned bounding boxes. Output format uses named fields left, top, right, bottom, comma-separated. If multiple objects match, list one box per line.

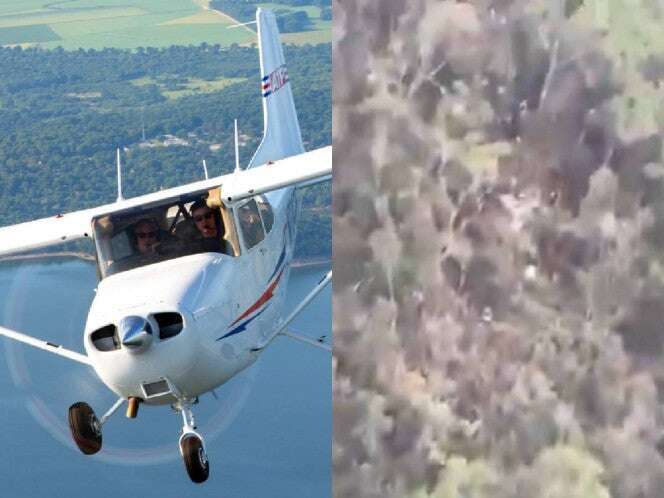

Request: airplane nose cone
left=120, top=316, right=153, bottom=353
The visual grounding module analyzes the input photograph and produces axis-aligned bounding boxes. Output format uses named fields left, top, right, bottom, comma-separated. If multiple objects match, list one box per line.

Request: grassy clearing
left=130, top=75, right=247, bottom=100
left=162, top=76, right=247, bottom=99
left=573, top=0, right=664, bottom=57
left=0, top=23, right=59, bottom=43
left=460, top=141, right=513, bottom=175
left=45, top=22, right=254, bottom=49
left=570, top=0, right=664, bottom=136
left=282, top=23, right=331, bottom=45
left=0, top=1, right=49, bottom=16
left=0, top=7, right=147, bottom=28
left=160, top=9, right=225, bottom=25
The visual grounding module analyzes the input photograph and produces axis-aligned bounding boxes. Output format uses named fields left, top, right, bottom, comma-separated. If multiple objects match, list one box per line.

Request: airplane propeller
left=119, top=316, right=153, bottom=352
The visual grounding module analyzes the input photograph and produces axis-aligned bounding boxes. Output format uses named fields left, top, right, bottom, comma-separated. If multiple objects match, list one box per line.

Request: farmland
left=0, top=23, right=58, bottom=44
left=0, top=0, right=330, bottom=49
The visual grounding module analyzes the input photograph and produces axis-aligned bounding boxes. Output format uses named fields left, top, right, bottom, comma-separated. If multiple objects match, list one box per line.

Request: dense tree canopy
left=276, top=10, right=312, bottom=33
left=0, top=43, right=330, bottom=260
left=335, top=0, right=664, bottom=496
left=210, top=0, right=330, bottom=27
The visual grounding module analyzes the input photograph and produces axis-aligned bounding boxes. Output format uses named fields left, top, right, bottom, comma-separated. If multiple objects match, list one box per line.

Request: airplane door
left=235, top=200, right=273, bottom=341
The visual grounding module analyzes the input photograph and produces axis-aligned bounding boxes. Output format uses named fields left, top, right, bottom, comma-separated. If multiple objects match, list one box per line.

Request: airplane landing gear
left=67, top=396, right=211, bottom=483
left=176, top=402, right=209, bottom=483
left=68, top=402, right=102, bottom=455
left=180, top=433, right=209, bottom=483
left=68, top=397, right=124, bottom=456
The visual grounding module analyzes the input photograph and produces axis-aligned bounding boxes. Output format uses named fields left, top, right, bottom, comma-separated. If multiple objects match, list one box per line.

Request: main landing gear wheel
left=68, top=401, right=102, bottom=455
left=180, top=434, right=209, bottom=483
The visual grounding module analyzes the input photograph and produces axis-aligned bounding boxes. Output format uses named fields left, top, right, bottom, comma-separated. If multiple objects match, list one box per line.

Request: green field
left=257, top=2, right=331, bottom=45
left=282, top=24, right=331, bottom=45
left=131, top=75, right=248, bottom=100
left=0, top=23, right=59, bottom=44
left=570, top=0, right=664, bottom=135
left=0, top=0, right=332, bottom=50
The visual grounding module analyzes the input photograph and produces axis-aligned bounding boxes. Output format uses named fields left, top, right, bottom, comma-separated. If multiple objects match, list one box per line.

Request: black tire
left=181, top=435, right=209, bottom=483
left=68, top=402, right=102, bottom=455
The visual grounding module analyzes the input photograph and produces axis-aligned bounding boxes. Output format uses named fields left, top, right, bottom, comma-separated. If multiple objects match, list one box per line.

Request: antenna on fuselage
left=234, top=119, right=241, bottom=173
left=202, top=159, right=209, bottom=179
left=116, top=148, right=124, bottom=202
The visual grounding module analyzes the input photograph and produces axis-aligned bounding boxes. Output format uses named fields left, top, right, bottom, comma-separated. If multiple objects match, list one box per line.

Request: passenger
left=239, top=203, right=264, bottom=248
left=191, top=200, right=219, bottom=239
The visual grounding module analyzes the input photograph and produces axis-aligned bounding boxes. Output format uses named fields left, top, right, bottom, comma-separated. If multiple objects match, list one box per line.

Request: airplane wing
left=222, top=146, right=331, bottom=204
left=0, top=207, right=100, bottom=258
left=0, top=146, right=331, bottom=258
left=0, top=324, right=91, bottom=365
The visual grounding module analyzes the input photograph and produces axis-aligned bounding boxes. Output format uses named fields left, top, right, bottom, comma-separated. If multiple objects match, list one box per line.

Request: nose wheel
left=180, top=433, right=209, bottom=483
left=177, top=402, right=210, bottom=483
left=68, top=402, right=102, bottom=455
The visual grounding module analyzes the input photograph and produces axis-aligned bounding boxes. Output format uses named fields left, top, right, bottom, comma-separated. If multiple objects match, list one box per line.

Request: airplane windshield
left=92, top=195, right=238, bottom=279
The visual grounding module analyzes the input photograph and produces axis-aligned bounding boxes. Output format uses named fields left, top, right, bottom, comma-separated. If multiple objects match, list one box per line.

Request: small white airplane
left=0, top=8, right=331, bottom=484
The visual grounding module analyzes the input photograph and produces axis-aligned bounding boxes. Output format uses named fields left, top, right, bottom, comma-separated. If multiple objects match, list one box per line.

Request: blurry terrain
left=333, top=0, right=664, bottom=496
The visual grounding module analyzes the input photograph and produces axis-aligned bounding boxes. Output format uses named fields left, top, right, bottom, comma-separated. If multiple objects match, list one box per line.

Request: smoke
left=333, top=0, right=664, bottom=496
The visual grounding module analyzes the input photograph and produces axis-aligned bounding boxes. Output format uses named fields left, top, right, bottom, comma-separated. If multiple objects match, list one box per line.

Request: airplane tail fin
left=248, top=8, right=304, bottom=168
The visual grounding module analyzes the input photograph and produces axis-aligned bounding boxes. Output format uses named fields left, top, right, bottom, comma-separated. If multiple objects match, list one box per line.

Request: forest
left=211, top=0, right=330, bottom=29
left=0, top=42, right=330, bottom=260
left=334, top=0, right=664, bottom=497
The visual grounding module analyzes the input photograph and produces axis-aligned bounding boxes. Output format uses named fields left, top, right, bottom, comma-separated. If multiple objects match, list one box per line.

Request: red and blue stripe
left=217, top=246, right=287, bottom=341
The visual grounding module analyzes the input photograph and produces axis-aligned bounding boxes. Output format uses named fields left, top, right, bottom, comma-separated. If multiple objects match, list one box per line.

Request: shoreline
left=0, top=251, right=96, bottom=264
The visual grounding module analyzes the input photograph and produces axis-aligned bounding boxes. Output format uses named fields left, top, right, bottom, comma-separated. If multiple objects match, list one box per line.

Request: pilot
left=107, top=217, right=163, bottom=274
left=239, top=204, right=264, bottom=248
left=189, top=200, right=223, bottom=253
left=133, top=218, right=161, bottom=255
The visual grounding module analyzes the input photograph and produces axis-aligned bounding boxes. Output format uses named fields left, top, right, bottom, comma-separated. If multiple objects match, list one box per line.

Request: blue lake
left=0, top=259, right=331, bottom=497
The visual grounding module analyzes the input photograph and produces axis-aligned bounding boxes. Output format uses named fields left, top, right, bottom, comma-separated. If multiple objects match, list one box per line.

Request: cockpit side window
left=110, top=231, right=133, bottom=260
left=257, top=196, right=274, bottom=234
left=237, top=198, right=265, bottom=250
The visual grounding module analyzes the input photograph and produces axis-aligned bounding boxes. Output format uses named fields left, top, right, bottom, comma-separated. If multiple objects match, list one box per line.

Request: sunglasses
left=136, top=230, right=158, bottom=239
left=194, top=212, right=214, bottom=223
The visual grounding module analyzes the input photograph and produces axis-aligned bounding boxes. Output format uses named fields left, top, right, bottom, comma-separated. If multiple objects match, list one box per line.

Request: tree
left=276, top=10, right=312, bottom=33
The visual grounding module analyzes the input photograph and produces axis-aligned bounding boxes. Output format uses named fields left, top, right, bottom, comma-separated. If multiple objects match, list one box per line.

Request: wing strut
left=281, top=330, right=331, bottom=352
left=0, top=325, right=91, bottom=366
left=254, top=270, right=331, bottom=352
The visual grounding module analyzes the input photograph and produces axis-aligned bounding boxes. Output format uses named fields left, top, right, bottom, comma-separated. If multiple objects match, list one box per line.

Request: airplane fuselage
left=84, top=187, right=298, bottom=405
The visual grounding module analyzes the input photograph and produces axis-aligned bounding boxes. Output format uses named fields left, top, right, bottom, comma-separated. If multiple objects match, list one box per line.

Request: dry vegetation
left=333, top=0, right=664, bottom=496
